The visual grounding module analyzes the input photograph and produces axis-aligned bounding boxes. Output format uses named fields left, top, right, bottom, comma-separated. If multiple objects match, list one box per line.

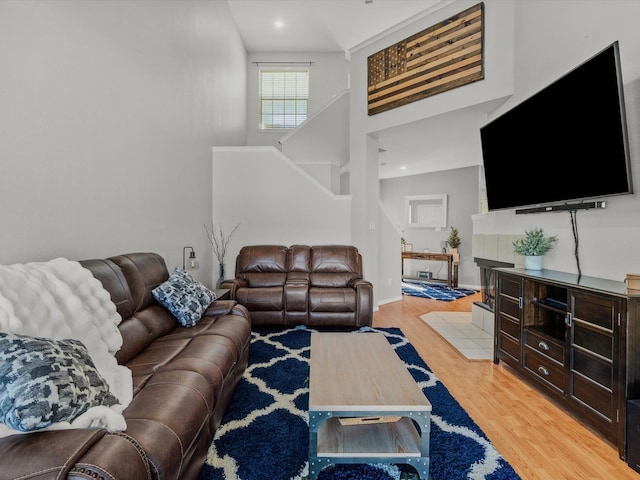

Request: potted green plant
left=512, top=227, right=558, bottom=270
left=448, top=226, right=461, bottom=253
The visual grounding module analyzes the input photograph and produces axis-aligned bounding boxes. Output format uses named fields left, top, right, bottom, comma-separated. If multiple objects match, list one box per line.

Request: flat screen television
left=480, top=41, right=633, bottom=213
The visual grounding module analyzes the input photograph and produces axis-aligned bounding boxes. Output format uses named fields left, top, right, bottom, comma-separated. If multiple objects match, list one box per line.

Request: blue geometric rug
left=199, top=327, right=520, bottom=480
left=402, top=281, right=478, bottom=301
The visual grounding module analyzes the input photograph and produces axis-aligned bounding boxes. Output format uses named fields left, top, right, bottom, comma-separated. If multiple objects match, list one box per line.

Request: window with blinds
left=259, top=70, right=309, bottom=130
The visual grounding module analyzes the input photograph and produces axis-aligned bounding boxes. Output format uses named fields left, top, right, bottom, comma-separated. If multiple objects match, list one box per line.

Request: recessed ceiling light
left=274, top=20, right=284, bottom=28
left=400, top=166, right=407, bottom=170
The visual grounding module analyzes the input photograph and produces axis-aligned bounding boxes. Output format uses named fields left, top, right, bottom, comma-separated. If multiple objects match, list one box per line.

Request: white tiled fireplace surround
left=469, top=234, right=527, bottom=359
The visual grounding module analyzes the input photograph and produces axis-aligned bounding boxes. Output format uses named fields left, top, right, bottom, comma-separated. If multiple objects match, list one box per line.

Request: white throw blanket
left=0, top=257, right=133, bottom=438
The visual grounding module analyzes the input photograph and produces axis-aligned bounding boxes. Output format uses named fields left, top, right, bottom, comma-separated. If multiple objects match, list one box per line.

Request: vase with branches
left=204, top=222, right=240, bottom=287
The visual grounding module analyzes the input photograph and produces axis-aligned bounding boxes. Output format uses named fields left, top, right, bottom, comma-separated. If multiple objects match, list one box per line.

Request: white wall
left=280, top=91, right=350, bottom=194
left=378, top=201, right=403, bottom=306
left=0, top=0, right=247, bottom=287
left=245, top=51, right=349, bottom=147
left=474, top=0, right=640, bottom=282
left=211, top=147, right=352, bottom=285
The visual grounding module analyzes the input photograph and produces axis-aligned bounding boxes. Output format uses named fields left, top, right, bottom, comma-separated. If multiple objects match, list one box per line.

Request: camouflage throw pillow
left=152, top=267, right=216, bottom=327
left=0, top=332, right=119, bottom=432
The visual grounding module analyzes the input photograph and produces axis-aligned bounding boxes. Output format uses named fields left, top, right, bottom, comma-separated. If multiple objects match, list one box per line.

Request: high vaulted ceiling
left=227, top=0, right=486, bottom=179
left=226, top=0, right=445, bottom=53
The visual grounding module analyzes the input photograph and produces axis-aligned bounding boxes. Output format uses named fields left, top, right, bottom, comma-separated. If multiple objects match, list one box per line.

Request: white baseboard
left=377, top=295, right=403, bottom=307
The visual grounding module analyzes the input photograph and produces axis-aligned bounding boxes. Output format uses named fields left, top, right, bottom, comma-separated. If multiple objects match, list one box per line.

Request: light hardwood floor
left=373, top=292, right=640, bottom=480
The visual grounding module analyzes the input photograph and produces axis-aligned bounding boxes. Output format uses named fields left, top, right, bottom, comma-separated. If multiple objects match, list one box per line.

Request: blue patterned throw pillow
left=152, top=268, right=216, bottom=327
left=0, top=332, right=119, bottom=432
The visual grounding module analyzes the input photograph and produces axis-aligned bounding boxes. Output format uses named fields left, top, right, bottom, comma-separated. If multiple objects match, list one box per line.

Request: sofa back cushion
left=287, top=245, right=311, bottom=283
left=82, top=253, right=177, bottom=365
left=109, top=253, right=168, bottom=312
left=309, top=245, right=362, bottom=288
left=235, top=245, right=288, bottom=287
left=79, top=258, right=135, bottom=321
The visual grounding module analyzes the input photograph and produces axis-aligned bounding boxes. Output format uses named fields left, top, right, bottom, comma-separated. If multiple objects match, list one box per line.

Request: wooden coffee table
left=308, top=332, right=431, bottom=479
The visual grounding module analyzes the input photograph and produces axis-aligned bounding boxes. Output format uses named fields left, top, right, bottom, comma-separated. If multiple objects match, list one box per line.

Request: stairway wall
left=211, top=146, right=352, bottom=286
left=280, top=91, right=350, bottom=195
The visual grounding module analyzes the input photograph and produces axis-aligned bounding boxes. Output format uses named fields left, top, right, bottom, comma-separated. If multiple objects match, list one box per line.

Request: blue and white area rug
left=402, top=281, right=478, bottom=301
left=199, top=327, right=520, bottom=480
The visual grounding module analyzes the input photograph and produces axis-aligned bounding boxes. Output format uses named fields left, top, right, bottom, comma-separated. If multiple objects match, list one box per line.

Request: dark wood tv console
left=493, top=268, right=640, bottom=460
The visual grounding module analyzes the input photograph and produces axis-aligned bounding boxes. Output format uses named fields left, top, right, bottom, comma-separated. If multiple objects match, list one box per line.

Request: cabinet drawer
left=524, top=329, right=565, bottom=365
left=500, top=298, right=520, bottom=320
left=570, top=373, right=614, bottom=422
left=572, top=348, right=613, bottom=390
left=524, top=349, right=566, bottom=393
left=497, top=332, right=520, bottom=363
left=499, top=315, right=521, bottom=340
left=573, top=320, right=613, bottom=361
left=500, top=275, right=522, bottom=298
left=571, top=291, right=616, bottom=330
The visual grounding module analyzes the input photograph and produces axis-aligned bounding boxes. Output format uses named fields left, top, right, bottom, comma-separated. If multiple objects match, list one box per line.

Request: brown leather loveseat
left=0, top=252, right=251, bottom=480
left=221, top=245, right=373, bottom=327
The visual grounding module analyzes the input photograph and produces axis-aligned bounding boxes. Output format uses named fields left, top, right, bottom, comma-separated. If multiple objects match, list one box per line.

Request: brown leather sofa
left=0, top=252, right=252, bottom=480
left=221, top=245, right=373, bottom=327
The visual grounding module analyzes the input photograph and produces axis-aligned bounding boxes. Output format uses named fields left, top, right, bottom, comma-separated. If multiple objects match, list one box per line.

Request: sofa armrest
left=203, top=299, right=251, bottom=322
left=72, top=431, right=151, bottom=479
left=347, top=278, right=371, bottom=289
left=286, top=271, right=309, bottom=285
left=351, top=279, right=374, bottom=327
left=284, top=279, right=309, bottom=324
left=204, top=299, right=238, bottom=316
left=0, top=429, right=150, bottom=480
left=220, top=278, right=248, bottom=299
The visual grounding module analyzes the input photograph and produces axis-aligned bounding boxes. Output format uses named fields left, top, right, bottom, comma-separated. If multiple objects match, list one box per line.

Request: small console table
left=401, top=251, right=458, bottom=288
left=214, top=288, right=230, bottom=300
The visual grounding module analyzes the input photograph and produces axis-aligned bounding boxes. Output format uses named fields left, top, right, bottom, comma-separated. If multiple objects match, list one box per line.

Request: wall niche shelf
left=405, top=194, right=447, bottom=228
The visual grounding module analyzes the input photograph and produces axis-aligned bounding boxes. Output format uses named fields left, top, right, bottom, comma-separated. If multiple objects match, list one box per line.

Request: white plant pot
left=525, top=255, right=543, bottom=270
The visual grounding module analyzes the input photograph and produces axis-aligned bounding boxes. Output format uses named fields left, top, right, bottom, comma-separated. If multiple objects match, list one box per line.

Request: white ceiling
left=226, top=0, right=444, bottom=53
left=227, top=0, right=486, bottom=178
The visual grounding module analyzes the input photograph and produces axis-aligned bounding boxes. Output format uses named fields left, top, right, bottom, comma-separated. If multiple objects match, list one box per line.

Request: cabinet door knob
left=538, top=341, right=549, bottom=351
left=538, top=366, right=549, bottom=376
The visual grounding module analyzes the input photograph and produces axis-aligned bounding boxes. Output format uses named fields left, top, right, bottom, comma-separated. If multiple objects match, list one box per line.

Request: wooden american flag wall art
left=367, top=2, right=484, bottom=116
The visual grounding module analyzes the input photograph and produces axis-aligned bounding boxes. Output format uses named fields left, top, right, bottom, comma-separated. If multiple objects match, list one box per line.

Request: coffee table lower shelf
left=308, top=411, right=430, bottom=480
